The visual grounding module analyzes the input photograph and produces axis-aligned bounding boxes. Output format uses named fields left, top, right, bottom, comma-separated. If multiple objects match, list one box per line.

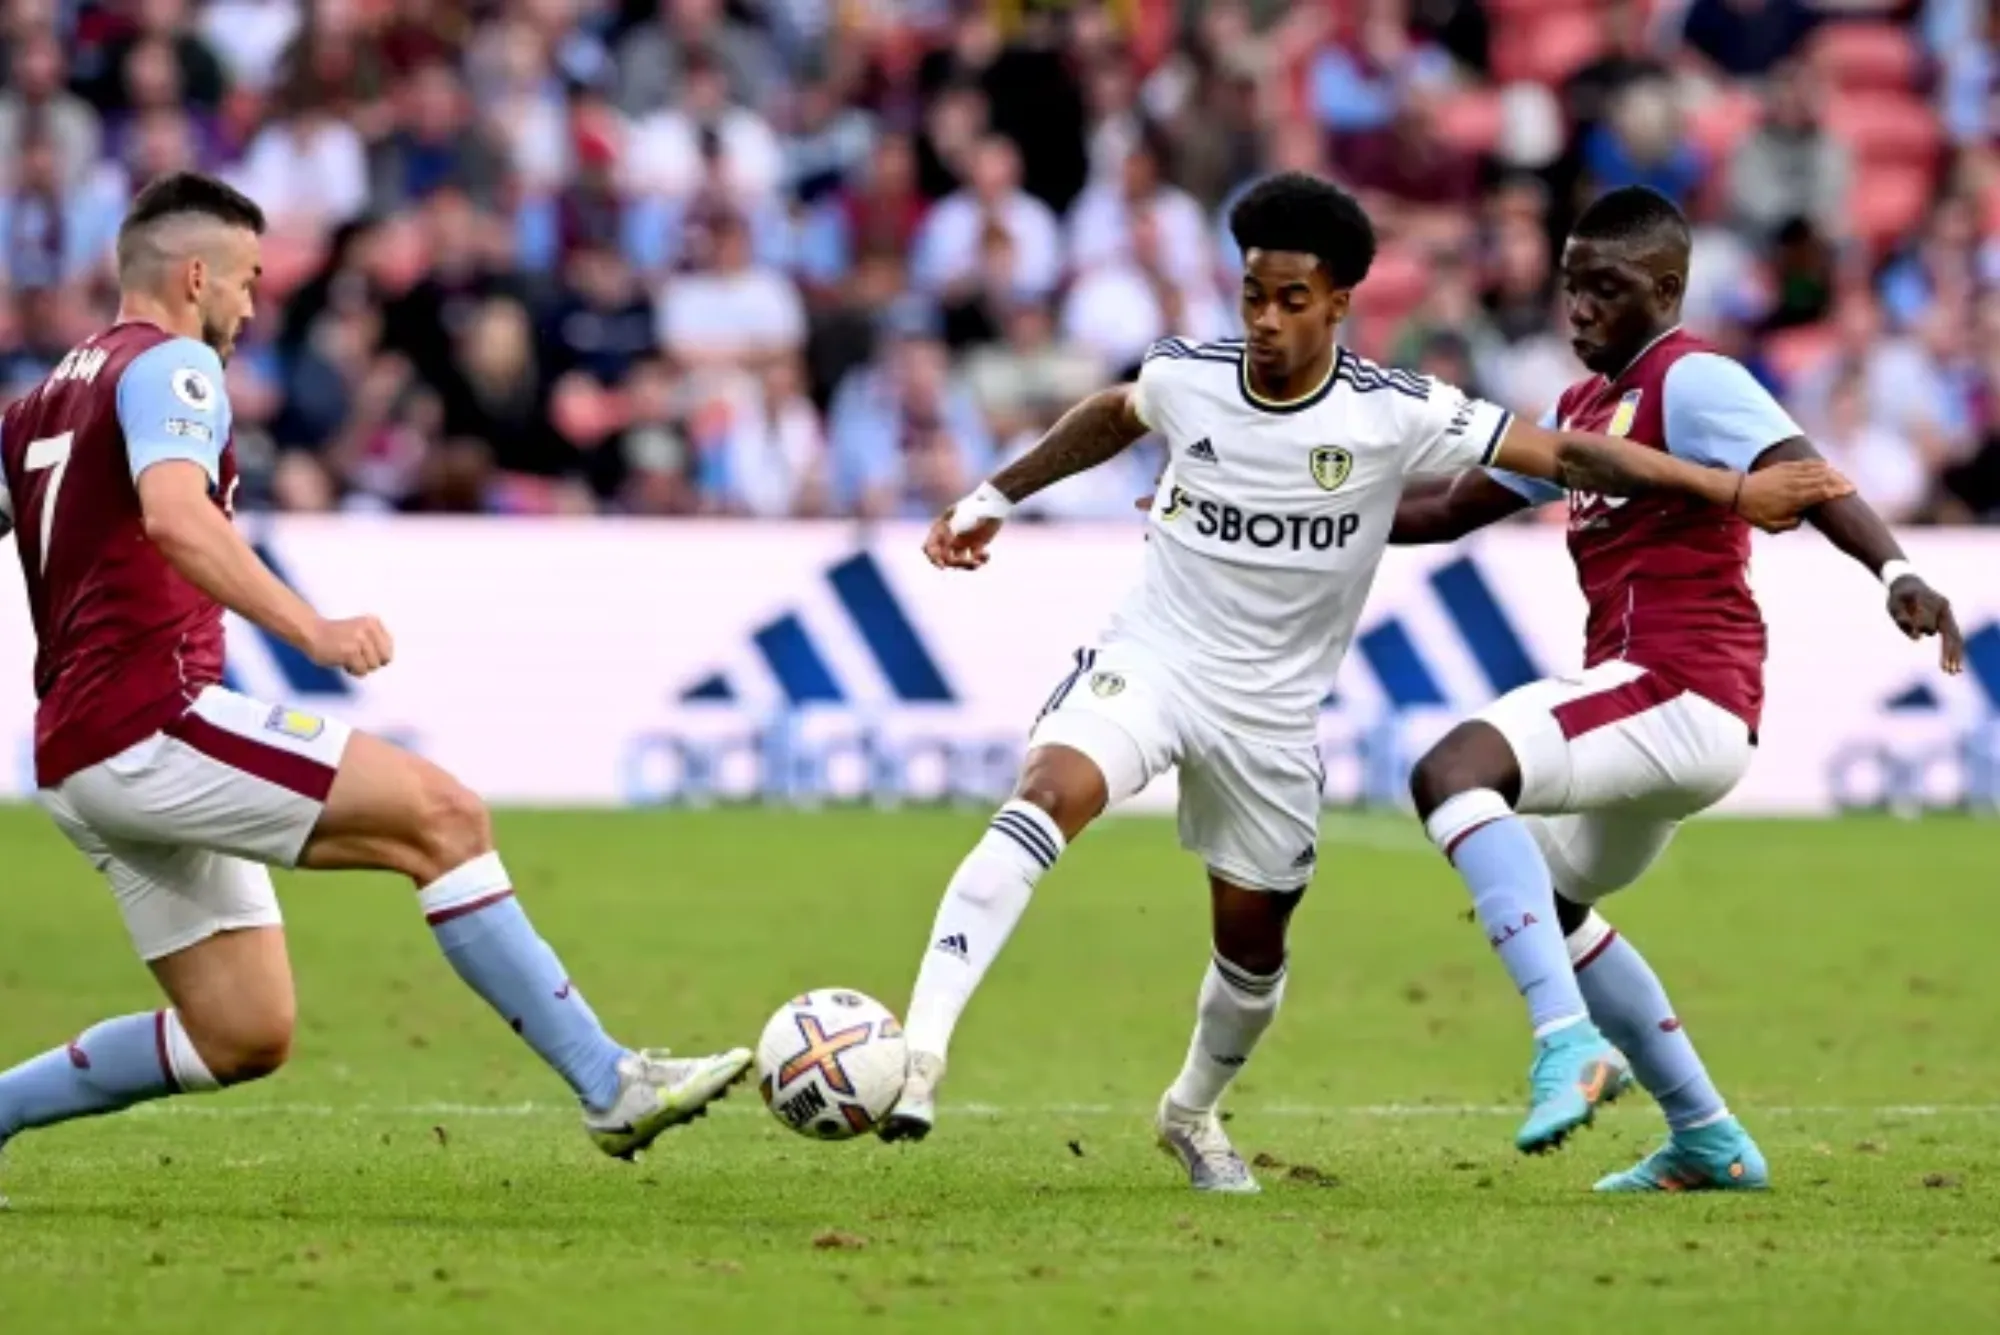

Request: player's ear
left=183, top=253, right=208, bottom=305
left=1325, top=286, right=1352, bottom=327
left=1654, top=269, right=1684, bottom=311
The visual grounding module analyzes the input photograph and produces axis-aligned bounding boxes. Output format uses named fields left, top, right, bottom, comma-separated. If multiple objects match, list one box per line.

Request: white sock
left=1166, top=953, right=1287, bottom=1113
left=904, top=801, right=1065, bottom=1060
left=160, top=1010, right=220, bottom=1093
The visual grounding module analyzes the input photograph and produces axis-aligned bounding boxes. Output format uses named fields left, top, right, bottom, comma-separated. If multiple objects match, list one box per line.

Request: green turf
left=1, top=807, right=1996, bottom=1333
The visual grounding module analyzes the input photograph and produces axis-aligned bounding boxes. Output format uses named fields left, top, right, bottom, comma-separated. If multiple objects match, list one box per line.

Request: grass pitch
left=0, top=807, right=1996, bottom=1334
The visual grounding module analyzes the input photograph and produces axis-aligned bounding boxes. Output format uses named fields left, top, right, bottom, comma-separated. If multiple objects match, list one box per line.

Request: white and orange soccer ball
left=757, top=989, right=909, bottom=1140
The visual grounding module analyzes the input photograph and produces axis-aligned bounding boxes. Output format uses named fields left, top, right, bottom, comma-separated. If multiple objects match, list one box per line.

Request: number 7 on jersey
left=24, top=431, right=74, bottom=575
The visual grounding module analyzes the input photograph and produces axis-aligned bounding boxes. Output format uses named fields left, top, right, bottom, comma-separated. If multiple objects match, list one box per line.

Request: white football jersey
left=1104, top=335, right=1513, bottom=740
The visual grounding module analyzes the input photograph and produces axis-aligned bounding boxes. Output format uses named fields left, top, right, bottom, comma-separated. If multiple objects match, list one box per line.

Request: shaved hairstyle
left=115, top=172, right=266, bottom=288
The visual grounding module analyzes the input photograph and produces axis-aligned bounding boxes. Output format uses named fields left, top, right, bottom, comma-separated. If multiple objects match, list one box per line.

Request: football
left=756, top=989, right=909, bottom=1140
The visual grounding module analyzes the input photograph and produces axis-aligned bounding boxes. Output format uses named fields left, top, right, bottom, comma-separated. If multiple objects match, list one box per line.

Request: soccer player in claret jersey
left=1393, top=186, right=1963, bottom=1191
left=880, top=172, right=1847, bottom=1192
left=0, top=173, right=749, bottom=1190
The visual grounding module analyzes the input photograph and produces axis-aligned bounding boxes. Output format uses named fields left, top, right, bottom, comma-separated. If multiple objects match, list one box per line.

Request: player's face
left=1560, top=237, right=1679, bottom=375
left=194, top=228, right=262, bottom=364
left=1239, top=249, right=1347, bottom=382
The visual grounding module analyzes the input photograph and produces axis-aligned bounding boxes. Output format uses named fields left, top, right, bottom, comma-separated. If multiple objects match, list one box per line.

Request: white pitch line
left=132, top=1101, right=2000, bottom=1120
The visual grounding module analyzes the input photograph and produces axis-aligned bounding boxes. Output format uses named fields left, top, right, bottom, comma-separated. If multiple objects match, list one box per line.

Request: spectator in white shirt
left=198, top=0, right=300, bottom=94
left=1060, top=210, right=1229, bottom=372
left=1813, top=374, right=1930, bottom=523
left=704, top=355, right=830, bottom=517
left=624, top=47, right=782, bottom=202
left=911, top=134, right=1062, bottom=302
left=655, top=207, right=805, bottom=369
left=229, top=79, right=369, bottom=233
left=1065, top=126, right=1211, bottom=284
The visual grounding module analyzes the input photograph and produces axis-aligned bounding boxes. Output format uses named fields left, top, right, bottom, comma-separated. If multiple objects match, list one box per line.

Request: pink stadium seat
left=1764, top=323, right=1838, bottom=386
left=1359, top=245, right=1430, bottom=320
left=1483, top=0, right=1595, bottom=16
left=1686, top=87, right=1765, bottom=163
left=1533, top=10, right=1607, bottom=85
left=1824, top=93, right=1942, bottom=165
left=1431, top=89, right=1505, bottom=155
left=1848, top=162, right=1935, bottom=252
left=255, top=232, right=325, bottom=303
left=1810, top=22, right=1923, bottom=92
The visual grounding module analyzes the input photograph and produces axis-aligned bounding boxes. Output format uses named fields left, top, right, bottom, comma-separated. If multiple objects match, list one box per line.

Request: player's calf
left=1413, top=727, right=1590, bottom=1041
left=0, top=926, right=293, bottom=1152
left=1565, top=907, right=1731, bottom=1134
left=886, top=746, right=1104, bottom=1142
left=300, top=734, right=646, bottom=1120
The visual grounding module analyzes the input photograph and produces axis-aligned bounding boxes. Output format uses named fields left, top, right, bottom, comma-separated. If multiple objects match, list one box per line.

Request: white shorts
left=1028, top=643, right=1323, bottom=892
left=35, top=686, right=353, bottom=961
left=1474, top=660, right=1753, bottom=905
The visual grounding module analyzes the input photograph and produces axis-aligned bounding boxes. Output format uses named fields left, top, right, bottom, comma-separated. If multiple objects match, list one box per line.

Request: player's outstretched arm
left=924, top=384, right=1150, bottom=570
left=1753, top=437, right=1964, bottom=674
left=136, top=462, right=393, bottom=676
left=1490, top=418, right=1853, bottom=532
left=1389, top=473, right=1533, bottom=545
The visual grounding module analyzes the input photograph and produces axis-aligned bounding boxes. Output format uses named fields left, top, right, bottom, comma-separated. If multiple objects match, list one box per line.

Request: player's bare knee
left=1410, top=722, right=1519, bottom=817
left=411, top=770, right=493, bottom=882
left=1013, top=750, right=1106, bottom=841
left=1212, top=887, right=1297, bottom=978
left=188, top=1007, right=294, bottom=1086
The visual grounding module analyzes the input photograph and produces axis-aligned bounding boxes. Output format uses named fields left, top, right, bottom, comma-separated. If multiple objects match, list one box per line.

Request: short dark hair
left=1227, top=171, right=1376, bottom=289
left=117, top=171, right=265, bottom=274
left=1571, top=186, right=1689, bottom=253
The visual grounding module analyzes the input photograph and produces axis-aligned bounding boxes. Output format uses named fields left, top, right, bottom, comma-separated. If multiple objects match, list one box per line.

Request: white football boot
left=1155, top=1094, right=1260, bottom=1194
left=585, top=1047, right=753, bottom=1160
left=877, top=1051, right=945, bottom=1142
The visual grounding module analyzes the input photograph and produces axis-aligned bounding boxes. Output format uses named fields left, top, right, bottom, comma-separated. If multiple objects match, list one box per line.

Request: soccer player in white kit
left=876, top=173, right=1848, bottom=1191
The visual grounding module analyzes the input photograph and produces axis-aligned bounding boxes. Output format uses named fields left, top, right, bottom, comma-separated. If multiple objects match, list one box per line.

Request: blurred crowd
left=4, top=0, right=2000, bottom=523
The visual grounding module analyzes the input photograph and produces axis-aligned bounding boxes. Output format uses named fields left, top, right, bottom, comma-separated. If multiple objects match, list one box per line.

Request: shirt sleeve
left=1399, top=373, right=1514, bottom=478
left=1661, top=352, right=1802, bottom=471
left=1129, top=339, right=1188, bottom=433
left=117, top=337, right=230, bottom=485
left=1485, top=407, right=1567, bottom=504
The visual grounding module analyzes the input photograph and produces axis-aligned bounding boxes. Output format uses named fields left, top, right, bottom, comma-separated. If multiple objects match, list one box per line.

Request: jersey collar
left=1237, top=347, right=1339, bottom=416
left=1606, top=324, right=1682, bottom=386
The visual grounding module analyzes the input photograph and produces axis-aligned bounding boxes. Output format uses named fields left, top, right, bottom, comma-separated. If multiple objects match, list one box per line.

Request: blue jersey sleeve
left=1662, top=352, right=1801, bottom=471
left=1485, top=407, right=1566, bottom=504
left=117, top=337, right=230, bottom=485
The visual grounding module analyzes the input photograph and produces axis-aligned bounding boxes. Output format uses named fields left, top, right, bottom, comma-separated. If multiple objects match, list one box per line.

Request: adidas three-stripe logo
left=990, top=807, right=1059, bottom=870
left=1185, top=437, right=1217, bottom=463
left=1213, top=952, right=1285, bottom=998
left=934, top=933, right=969, bottom=960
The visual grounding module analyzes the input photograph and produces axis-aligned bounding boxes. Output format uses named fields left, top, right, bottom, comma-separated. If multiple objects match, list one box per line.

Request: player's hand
left=1734, top=461, right=1853, bottom=533
left=923, top=507, right=1002, bottom=571
left=1887, top=576, right=1965, bottom=675
left=304, top=615, right=395, bottom=677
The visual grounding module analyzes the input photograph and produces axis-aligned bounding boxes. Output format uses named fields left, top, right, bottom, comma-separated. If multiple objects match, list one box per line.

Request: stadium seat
left=1431, top=89, right=1505, bottom=155
left=1491, top=11, right=1605, bottom=85
left=1847, top=162, right=1935, bottom=252
left=1763, top=323, right=1838, bottom=386
left=1824, top=93, right=1942, bottom=165
left=255, top=232, right=326, bottom=303
left=1483, top=0, right=1596, bottom=15
left=1358, top=244, right=1430, bottom=323
left=1809, top=23, right=1922, bottom=92
left=1686, top=87, right=1765, bottom=164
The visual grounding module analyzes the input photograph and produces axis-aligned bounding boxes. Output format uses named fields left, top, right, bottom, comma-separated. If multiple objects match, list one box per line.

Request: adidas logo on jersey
left=1185, top=437, right=1217, bottom=464
left=1291, top=846, right=1318, bottom=869
left=934, top=933, right=970, bottom=960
